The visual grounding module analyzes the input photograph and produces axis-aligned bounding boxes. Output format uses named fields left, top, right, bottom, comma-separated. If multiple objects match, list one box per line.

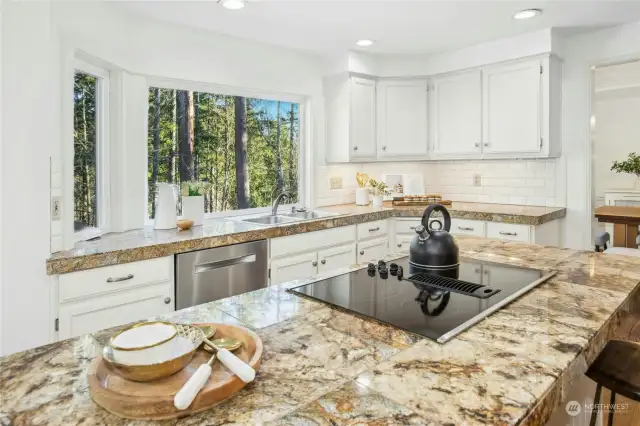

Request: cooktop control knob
left=379, top=269, right=388, bottom=279
left=389, top=263, right=398, bottom=275
left=368, top=268, right=376, bottom=277
left=396, top=265, right=403, bottom=280
left=377, top=260, right=387, bottom=270
left=367, top=263, right=376, bottom=271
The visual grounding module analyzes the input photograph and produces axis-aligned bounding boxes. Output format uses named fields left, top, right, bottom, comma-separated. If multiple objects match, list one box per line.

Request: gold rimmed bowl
left=103, top=322, right=204, bottom=382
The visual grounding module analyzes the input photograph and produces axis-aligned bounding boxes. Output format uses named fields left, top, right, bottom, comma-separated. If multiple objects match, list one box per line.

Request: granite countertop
left=8, top=237, right=639, bottom=425
left=47, top=202, right=566, bottom=275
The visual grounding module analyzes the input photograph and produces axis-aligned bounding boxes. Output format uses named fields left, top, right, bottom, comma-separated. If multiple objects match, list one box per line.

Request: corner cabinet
left=350, top=77, right=377, bottom=159
left=377, top=79, right=429, bottom=158
left=430, top=69, right=482, bottom=157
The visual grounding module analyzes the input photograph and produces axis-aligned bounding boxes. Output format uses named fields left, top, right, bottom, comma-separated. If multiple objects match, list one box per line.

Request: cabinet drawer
left=58, top=257, right=173, bottom=303
left=395, top=218, right=422, bottom=234
left=58, top=281, right=174, bottom=340
left=357, top=237, right=389, bottom=263
left=486, top=222, right=531, bottom=243
left=451, top=219, right=485, bottom=237
left=271, top=226, right=356, bottom=258
left=357, top=220, right=388, bottom=240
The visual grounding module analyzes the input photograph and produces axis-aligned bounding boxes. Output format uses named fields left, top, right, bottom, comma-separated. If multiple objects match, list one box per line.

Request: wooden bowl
left=88, top=323, right=262, bottom=420
left=176, top=219, right=194, bottom=231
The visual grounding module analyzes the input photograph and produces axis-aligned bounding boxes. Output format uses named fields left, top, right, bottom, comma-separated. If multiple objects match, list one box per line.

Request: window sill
left=73, top=226, right=103, bottom=243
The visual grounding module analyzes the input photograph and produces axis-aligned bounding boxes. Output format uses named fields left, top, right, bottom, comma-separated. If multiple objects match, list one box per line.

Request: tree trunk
left=288, top=103, right=295, bottom=187
left=193, top=92, right=200, bottom=180
left=222, top=98, right=231, bottom=211
left=177, top=90, right=194, bottom=182
left=151, top=88, right=161, bottom=218
left=81, top=86, right=92, bottom=226
left=275, top=101, right=284, bottom=193
left=168, top=90, right=176, bottom=183
left=234, top=96, right=250, bottom=209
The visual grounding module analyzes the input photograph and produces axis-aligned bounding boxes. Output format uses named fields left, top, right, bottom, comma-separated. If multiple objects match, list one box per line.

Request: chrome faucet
left=272, top=192, right=290, bottom=216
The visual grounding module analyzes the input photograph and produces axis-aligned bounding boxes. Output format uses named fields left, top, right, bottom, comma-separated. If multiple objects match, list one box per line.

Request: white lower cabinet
left=394, top=234, right=413, bottom=252
left=58, top=281, right=173, bottom=340
left=270, top=252, right=319, bottom=286
left=55, top=256, right=175, bottom=340
left=318, top=244, right=357, bottom=274
left=357, top=237, right=389, bottom=263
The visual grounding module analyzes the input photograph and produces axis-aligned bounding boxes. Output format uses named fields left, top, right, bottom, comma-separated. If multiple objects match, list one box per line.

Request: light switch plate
left=51, top=196, right=61, bottom=221
left=330, top=176, right=343, bottom=190
left=473, top=174, right=482, bottom=187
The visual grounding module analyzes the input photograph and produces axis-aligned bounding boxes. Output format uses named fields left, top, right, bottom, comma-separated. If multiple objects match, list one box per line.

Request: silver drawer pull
left=458, top=226, right=474, bottom=231
left=397, top=243, right=402, bottom=248
left=369, top=227, right=380, bottom=232
left=312, top=261, right=318, bottom=267
left=321, top=260, right=326, bottom=265
left=194, top=254, right=256, bottom=274
left=499, top=231, right=517, bottom=236
left=360, top=250, right=365, bottom=255
left=164, top=297, right=172, bottom=304
left=410, top=226, right=416, bottom=230
left=106, top=274, right=134, bottom=283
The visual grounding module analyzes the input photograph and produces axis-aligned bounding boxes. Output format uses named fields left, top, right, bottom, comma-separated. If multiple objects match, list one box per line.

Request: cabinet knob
left=360, top=250, right=364, bottom=255
left=484, top=142, right=489, bottom=147
left=164, top=297, right=172, bottom=304
left=353, top=146, right=358, bottom=151
left=397, top=243, right=402, bottom=248
left=321, top=260, right=326, bottom=265
left=474, top=143, right=480, bottom=148
left=382, top=146, right=387, bottom=151
left=312, top=261, right=318, bottom=267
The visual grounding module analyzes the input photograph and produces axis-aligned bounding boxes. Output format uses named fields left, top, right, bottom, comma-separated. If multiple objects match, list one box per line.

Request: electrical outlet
left=330, top=176, right=343, bottom=190
left=473, top=174, right=482, bottom=187
left=51, top=196, right=61, bottom=221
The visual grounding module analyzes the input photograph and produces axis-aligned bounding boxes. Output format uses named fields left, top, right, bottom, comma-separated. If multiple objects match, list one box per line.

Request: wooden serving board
left=392, top=200, right=452, bottom=207
left=88, top=323, right=263, bottom=420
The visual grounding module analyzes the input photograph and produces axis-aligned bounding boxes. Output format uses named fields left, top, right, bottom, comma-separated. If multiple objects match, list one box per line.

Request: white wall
left=554, top=21, right=640, bottom=249
left=1, top=0, right=59, bottom=355
left=1, top=0, right=326, bottom=355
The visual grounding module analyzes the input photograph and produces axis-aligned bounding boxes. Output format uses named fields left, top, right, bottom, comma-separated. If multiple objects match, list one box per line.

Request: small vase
left=372, top=195, right=383, bottom=207
left=355, top=188, right=370, bottom=206
left=182, top=195, right=204, bottom=226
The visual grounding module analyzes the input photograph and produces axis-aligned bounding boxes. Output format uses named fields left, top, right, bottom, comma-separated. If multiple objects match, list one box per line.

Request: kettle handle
left=421, top=204, right=451, bottom=235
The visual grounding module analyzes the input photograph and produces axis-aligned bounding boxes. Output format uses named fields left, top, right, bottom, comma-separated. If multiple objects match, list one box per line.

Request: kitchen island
left=5, top=237, right=638, bottom=425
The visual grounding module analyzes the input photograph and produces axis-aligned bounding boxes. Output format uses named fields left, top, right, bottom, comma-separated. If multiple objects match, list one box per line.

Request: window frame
left=71, top=59, right=111, bottom=242
left=144, top=77, right=307, bottom=224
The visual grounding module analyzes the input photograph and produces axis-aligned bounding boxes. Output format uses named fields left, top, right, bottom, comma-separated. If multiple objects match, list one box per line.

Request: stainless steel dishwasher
left=176, top=240, right=268, bottom=310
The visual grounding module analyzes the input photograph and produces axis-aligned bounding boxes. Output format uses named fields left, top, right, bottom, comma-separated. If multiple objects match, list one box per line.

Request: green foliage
left=147, top=88, right=300, bottom=218
left=181, top=181, right=212, bottom=197
left=368, top=178, right=390, bottom=196
left=73, top=72, right=98, bottom=229
left=611, top=152, right=640, bottom=178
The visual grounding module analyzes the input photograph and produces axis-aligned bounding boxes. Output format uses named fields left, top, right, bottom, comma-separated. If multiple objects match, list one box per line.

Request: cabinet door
left=350, top=77, right=377, bottom=159
left=394, top=234, right=413, bottom=252
left=483, top=59, right=542, bottom=154
left=357, top=237, right=389, bottom=263
left=377, top=80, right=428, bottom=157
left=58, top=282, right=174, bottom=340
left=270, top=252, right=318, bottom=286
left=318, top=243, right=356, bottom=274
left=432, top=70, right=482, bottom=156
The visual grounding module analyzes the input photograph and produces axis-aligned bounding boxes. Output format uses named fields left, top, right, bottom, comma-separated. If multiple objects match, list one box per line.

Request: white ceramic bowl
left=109, top=322, right=195, bottom=366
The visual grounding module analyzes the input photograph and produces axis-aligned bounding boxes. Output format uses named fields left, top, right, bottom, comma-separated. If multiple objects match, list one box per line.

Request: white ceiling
left=117, top=0, right=640, bottom=56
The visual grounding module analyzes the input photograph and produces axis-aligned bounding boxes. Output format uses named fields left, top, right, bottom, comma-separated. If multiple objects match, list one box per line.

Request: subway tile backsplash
left=316, top=159, right=561, bottom=208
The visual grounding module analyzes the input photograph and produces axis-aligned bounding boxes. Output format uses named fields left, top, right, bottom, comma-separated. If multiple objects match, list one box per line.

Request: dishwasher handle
left=193, top=254, right=257, bottom=274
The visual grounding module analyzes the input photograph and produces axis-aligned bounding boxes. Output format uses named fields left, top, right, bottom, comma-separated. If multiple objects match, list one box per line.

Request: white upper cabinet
left=350, top=77, right=377, bottom=159
left=431, top=70, right=482, bottom=157
left=482, top=58, right=542, bottom=155
left=377, top=79, right=429, bottom=158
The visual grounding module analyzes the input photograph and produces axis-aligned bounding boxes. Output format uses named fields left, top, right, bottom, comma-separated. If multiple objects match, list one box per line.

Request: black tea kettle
left=409, top=204, right=459, bottom=270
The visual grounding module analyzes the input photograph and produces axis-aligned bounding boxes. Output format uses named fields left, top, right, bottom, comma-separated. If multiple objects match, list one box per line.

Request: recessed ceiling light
left=220, top=0, right=246, bottom=10
left=513, top=9, right=541, bottom=20
left=356, top=39, right=375, bottom=47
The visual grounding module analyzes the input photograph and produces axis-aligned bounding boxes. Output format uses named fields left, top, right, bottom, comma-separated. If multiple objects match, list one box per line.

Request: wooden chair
left=585, top=339, right=640, bottom=425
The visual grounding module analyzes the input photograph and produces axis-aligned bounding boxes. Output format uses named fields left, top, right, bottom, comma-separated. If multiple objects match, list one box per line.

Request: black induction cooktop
left=288, top=256, right=555, bottom=343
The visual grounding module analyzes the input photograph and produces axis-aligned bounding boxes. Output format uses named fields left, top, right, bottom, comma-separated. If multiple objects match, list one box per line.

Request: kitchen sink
left=282, top=211, right=333, bottom=220
left=241, top=215, right=300, bottom=225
